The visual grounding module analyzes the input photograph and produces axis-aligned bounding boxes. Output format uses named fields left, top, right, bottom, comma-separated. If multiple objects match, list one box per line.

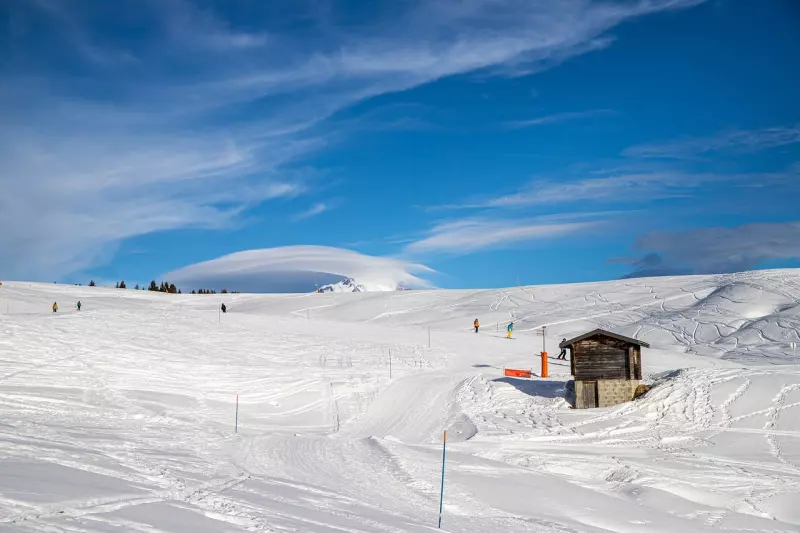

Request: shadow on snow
left=492, top=377, right=568, bottom=399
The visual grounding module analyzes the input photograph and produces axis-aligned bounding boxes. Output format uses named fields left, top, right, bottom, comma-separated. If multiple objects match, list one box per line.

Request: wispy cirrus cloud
left=437, top=170, right=759, bottom=210
left=404, top=217, right=599, bottom=255
left=505, top=109, right=613, bottom=129
left=614, top=221, right=800, bottom=278
left=292, top=201, right=340, bottom=222
left=436, top=159, right=799, bottom=211
left=624, top=124, right=800, bottom=159
left=0, top=0, right=707, bottom=279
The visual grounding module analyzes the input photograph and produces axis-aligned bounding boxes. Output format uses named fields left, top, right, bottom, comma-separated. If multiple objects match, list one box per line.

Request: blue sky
left=1, top=0, right=799, bottom=290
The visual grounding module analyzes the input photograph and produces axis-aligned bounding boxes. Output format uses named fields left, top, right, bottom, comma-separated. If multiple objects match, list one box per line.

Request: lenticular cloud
left=165, top=246, right=434, bottom=293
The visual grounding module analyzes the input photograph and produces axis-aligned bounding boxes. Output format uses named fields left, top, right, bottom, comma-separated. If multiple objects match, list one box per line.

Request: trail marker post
left=438, top=430, right=447, bottom=529
left=537, top=326, right=548, bottom=378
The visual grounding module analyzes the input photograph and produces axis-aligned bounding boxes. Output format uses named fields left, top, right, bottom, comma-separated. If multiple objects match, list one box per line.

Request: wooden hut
left=559, top=329, right=649, bottom=409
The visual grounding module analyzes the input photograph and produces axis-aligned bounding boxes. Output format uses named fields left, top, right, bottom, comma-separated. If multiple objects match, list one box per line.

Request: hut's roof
left=559, top=329, right=650, bottom=349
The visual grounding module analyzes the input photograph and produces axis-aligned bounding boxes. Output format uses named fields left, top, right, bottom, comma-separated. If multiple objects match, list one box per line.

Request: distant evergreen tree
left=169, top=283, right=177, bottom=294
left=149, top=280, right=158, bottom=291
left=178, top=289, right=182, bottom=294
left=221, top=289, right=228, bottom=294
left=191, top=290, right=196, bottom=295
left=115, top=282, right=119, bottom=289
left=134, top=284, right=140, bottom=290
left=89, top=280, right=96, bottom=286
left=119, top=281, right=126, bottom=289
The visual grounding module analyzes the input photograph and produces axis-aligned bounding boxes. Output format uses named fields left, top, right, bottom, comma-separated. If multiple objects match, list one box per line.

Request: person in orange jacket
left=52, top=302, right=58, bottom=313
left=474, top=318, right=479, bottom=333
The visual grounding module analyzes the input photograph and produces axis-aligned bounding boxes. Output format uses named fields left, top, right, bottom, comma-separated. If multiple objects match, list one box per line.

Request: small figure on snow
left=52, top=302, right=58, bottom=313
left=474, top=318, right=479, bottom=333
left=221, top=303, right=227, bottom=314
left=507, top=322, right=513, bottom=339
left=557, top=339, right=568, bottom=360
left=77, top=301, right=81, bottom=311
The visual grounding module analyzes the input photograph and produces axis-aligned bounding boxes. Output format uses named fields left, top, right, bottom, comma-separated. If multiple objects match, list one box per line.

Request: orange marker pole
left=541, top=352, right=548, bottom=378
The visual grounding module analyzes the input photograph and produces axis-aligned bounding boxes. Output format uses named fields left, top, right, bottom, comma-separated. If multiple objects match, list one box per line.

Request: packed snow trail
left=1, top=272, right=800, bottom=532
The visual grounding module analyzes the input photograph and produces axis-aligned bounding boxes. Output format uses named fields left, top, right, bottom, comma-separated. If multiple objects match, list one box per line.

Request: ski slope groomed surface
left=1, top=269, right=800, bottom=532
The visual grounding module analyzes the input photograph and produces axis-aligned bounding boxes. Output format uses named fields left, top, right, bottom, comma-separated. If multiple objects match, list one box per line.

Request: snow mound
left=701, top=282, right=795, bottom=319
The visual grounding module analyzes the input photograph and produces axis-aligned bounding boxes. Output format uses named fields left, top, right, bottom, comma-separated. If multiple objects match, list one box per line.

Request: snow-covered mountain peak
left=317, top=277, right=366, bottom=293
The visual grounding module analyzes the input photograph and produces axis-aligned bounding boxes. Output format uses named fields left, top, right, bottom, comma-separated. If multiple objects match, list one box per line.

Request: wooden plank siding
left=582, top=381, right=598, bottom=408
left=633, top=347, right=642, bottom=380
left=572, top=336, right=639, bottom=381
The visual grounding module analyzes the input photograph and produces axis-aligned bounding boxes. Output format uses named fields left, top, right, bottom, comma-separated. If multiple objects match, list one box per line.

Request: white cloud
left=437, top=166, right=798, bottom=210
left=0, top=127, right=311, bottom=280
left=1, top=0, right=708, bottom=279
left=505, top=109, right=613, bottom=128
left=616, top=221, right=800, bottom=277
left=165, top=246, right=434, bottom=292
left=292, top=201, right=337, bottom=222
left=405, top=217, right=598, bottom=255
left=624, top=124, right=800, bottom=159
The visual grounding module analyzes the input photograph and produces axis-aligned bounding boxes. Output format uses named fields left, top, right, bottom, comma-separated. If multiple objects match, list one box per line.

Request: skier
left=52, top=302, right=58, bottom=313
left=474, top=318, right=479, bottom=333
left=77, top=301, right=81, bottom=311
left=557, top=339, right=568, bottom=360
left=221, top=303, right=227, bottom=314
left=507, top=321, right=513, bottom=339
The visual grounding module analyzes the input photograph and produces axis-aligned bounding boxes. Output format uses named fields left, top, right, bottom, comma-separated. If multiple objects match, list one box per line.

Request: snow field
left=0, top=270, right=799, bottom=531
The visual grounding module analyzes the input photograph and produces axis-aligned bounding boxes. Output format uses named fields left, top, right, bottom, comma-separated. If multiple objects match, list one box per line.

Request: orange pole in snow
left=541, top=352, right=548, bottom=378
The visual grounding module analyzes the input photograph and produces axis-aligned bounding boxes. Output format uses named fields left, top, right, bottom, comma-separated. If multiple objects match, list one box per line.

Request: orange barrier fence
left=504, top=368, right=532, bottom=378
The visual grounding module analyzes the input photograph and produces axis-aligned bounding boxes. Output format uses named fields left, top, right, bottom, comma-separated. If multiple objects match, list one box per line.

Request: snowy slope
left=0, top=270, right=799, bottom=532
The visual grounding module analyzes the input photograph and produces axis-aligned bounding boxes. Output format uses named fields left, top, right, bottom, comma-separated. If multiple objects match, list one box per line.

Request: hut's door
left=582, top=381, right=598, bottom=408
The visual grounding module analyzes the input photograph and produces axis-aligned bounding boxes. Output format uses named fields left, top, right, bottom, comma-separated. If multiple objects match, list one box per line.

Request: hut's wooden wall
left=572, top=336, right=641, bottom=381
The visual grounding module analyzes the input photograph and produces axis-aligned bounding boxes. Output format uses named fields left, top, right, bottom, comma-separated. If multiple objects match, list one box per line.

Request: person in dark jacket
left=473, top=318, right=479, bottom=333
left=52, top=302, right=58, bottom=313
left=77, top=301, right=81, bottom=311
left=221, top=303, right=227, bottom=313
left=557, top=339, right=568, bottom=360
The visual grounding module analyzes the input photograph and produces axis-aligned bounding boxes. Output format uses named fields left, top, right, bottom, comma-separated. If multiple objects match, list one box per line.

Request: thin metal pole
left=235, top=394, right=239, bottom=433
left=438, top=430, right=447, bottom=529
left=542, top=326, right=547, bottom=353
